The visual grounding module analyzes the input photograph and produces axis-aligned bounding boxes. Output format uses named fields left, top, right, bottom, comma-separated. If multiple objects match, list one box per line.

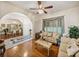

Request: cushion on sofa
left=61, top=37, right=71, bottom=44
left=76, top=38, right=79, bottom=46
left=45, top=37, right=55, bottom=43
left=67, top=39, right=79, bottom=56
left=69, top=38, right=76, bottom=44
left=59, top=37, right=71, bottom=53
left=41, top=32, right=48, bottom=39
left=47, top=32, right=53, bottom=37
left=75, top=51, right=79, bottom=57
left=42, top=32, right=48, bottom=36
left=45, top=35, right=57, bottom=44
left=59, top=42, right=68, bottom=53
left=45, top=37, right=52, bottom=41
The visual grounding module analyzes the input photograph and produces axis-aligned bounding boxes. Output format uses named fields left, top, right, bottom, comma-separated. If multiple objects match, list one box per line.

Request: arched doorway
left=0, top=19, right=23, bottom=39
left=0, top=12, right=33, bottom=49
left=0, top=12, right=33, bottom=37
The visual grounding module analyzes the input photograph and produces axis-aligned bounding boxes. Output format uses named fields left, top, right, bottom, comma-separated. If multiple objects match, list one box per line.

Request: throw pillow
left=53, top=32, right=58, bottom=38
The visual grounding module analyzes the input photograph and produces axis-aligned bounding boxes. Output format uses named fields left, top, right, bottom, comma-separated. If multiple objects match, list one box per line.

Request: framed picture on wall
left=1, top=24, right=5, bottom=27
left=7, top=24, right=11, bottom=29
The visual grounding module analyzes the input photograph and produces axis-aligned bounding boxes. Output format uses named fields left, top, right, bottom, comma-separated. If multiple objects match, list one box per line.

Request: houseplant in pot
left=69, top=26, right=79, bottom=39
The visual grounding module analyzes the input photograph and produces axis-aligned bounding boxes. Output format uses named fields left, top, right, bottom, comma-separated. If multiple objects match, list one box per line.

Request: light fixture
left=38, top=9, right=44, bottom=14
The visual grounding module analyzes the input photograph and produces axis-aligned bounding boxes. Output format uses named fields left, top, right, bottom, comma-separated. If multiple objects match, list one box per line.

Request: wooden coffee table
left=35, top=39, right=52, bottom=56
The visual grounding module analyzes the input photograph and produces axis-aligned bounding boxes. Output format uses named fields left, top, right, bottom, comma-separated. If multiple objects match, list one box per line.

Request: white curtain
left=43, top=16, right=64, bottom=35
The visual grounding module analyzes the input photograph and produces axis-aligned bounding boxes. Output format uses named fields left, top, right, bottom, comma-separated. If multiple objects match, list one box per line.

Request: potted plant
left=69, top=26, right=79, bottom=39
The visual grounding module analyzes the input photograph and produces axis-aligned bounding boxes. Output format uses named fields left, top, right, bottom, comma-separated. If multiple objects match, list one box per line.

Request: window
left=43, top=16, right=64, bottom=35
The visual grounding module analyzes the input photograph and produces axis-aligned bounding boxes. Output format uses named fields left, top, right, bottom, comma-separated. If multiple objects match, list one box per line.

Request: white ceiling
left=10, top=1, right=79, bottom=14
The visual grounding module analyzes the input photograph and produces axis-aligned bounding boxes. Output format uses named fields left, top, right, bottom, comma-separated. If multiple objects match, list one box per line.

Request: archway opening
left=0, top=12, right=33, bottom=49
left=0, top=12, right=33, bottom=37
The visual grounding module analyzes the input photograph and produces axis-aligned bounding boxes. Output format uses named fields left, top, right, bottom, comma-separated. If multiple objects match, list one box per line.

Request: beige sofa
left=40, top=32, right=60, bottom=44
left=58, top=37, right=79, bottom=57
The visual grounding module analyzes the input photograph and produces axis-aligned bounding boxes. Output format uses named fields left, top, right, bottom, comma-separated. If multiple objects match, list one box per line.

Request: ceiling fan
left=30, top=1, right=53, bottom=14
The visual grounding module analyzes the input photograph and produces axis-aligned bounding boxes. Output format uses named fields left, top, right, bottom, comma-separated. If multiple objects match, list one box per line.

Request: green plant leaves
left=69, top=26, right=79, bottom=39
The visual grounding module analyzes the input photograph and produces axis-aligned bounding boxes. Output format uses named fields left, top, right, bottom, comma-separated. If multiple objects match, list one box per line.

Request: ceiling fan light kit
left=30, top=1, right=53, bottom=14
left=38, top=9, right=44, bottom=14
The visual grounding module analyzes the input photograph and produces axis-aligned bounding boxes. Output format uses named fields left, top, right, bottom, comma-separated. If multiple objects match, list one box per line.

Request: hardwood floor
left=4, top=39, right=59, bottom=57
left=4, top=40, right=32, bottom=57
left=0, top=33, right=22, bottom=40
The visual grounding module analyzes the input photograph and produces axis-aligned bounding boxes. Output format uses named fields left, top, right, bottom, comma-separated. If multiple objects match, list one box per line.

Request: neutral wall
left=36, top=6, right=79, bottom=34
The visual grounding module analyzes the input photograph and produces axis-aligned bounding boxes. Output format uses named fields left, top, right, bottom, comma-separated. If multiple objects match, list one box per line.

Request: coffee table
left=35, top=39, right=52, bottom=56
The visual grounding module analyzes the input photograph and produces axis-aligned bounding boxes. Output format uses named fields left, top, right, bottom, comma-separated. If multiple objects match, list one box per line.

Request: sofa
left=58, top=37, right=79, bottom=57
left=40, top=32, right=60, bottom=44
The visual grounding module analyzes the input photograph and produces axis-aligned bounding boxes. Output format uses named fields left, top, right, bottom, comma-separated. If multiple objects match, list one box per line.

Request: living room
left=0, top=1, right=79, bottom=57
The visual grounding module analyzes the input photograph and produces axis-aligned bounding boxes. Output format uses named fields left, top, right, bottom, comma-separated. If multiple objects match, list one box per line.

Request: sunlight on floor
left=23, top=52, right=28, bottom=57
left=13, top=46, right=18, bottom=50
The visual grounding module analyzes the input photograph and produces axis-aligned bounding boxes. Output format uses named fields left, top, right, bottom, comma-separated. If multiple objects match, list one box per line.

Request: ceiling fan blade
left=30, top=8, right=39, bottom=10
left=43, top=9, right=47, bottom=14
left=38, top=1, right=41, bottom=5
left=44, top=5, right=53, bottom=9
